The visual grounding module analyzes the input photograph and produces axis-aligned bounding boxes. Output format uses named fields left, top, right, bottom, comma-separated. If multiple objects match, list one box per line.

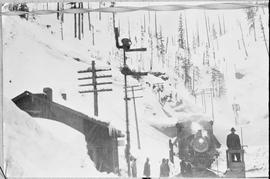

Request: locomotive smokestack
left=43, top=87, right=53, bottom=101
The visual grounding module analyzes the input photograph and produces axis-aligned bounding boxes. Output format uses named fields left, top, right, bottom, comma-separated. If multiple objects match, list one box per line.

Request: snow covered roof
left=12, top=90, right=124, bottom=137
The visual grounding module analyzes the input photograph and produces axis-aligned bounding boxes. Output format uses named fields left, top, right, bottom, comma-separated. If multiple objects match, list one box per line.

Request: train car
left=175, top=118, right=221, bottom=177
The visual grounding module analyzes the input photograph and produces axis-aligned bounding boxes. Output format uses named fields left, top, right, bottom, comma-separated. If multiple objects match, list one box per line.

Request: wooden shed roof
left=12, top=90, right=123, bottom=136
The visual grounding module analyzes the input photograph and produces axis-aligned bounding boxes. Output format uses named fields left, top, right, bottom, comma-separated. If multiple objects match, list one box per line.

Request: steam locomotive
left=175, top=118, right=221, bottom=177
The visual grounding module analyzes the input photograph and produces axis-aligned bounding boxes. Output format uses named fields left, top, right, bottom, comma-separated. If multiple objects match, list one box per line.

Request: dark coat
left=164, top=163, right=170, bottom=177
left=131, top=161, right=137, bottom=177
left=169, top=140, right=173, bottom=150
left=160, top=163, right=165, bottom=177
left=226, top=133, right=241, bottom=150
left=143, top=161, right=150, bottom=177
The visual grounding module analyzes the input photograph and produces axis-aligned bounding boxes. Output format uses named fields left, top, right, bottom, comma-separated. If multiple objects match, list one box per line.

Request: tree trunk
left=92, top=26, right=95, bottom=46
left=61, top=3, right=64, bottom=22
left=253, top=20, right=257, bottom=42
left=204, top=12, right=210, bottom=48
left=154, top=12, right=158, bottom=39
left=78, top=3, right=81, bottom=40
left=99, top=1, right=101, bottom=21
left=184, top=14, right=190, bottom=55
left=218, top=15, right=222, bottom=36
left=60, top=3, right=64, bottom=40
left=196, top=20, right=200, bottom=47
left=57, top=3, right=60, bottom=20
left=237, top=40, right=241, bottom=50
left=74, top=3, right=77, bottom=38
left=207, top=16, right=211, bottom=33
left=148, top=11, right=151, bottom=35
left=150, top=39, right=153, bottom=71
left=222, top=15, right=226, bottom=34
left=88, top=3, right=91, bottom=31
left=154, top=12, right=159, bottom=66
left=60, top=20, right=63, bottom=40
left=128, top=18, right=131, bottom=39
left=81, top=2, right=84, bottom=38
left=143, top=14, right=146, bottom=33
left=238, top=21, right=248, bottom=57
left=259, top=15, right=269, bottom=56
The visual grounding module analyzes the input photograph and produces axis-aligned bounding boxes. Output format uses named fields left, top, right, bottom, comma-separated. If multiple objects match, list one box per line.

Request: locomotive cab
left=225, top=149, right=246, bottom=178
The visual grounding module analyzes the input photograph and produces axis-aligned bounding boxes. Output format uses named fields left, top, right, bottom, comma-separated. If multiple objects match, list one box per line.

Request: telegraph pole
left=131, top=86, right=141, bottom=149
left=78, top=61, right=112, bottom=116
left=127, top=85, right=143, bottom=149
left=123, top=49, right=131, bottom=176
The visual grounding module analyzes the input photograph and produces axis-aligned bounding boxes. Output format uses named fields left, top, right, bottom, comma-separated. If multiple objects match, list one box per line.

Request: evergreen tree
left=211, top=68, right=226, bottom=97
left=149, top=32, right=154, bottom=71
left=212, top=24, right=219, bottom=50
left=191, top=66, right=200, bottom=94
left=157, top=27, right=166, bottom=67
left=192, top=33, right=197, bottom=53
left=245, top=7, right=258, bottom=41
left=212, top=24, right=218, bottom=40
left=17, top=3, right=29, bottom=20
left=196, top=21, right=200, bottom=47
left=203, top=44, right=210, bottom=66
left=178, top=13, right=186, bottom=49
left=182, top=57, right=191, bottom=89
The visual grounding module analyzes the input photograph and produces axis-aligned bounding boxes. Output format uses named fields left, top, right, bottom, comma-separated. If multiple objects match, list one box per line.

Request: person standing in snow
left=169, top=139, right=174, bottom=163
left=143, top=157, right=151, bottom=177
left=226, top=127, right=241, bottom=162
left=160, top=158, right=166, bottom=177
left=131, top=158, right=137, bottom=177
left=164, top=159, right=170, bottom=177
left=185, top=163, right=192, bottom=177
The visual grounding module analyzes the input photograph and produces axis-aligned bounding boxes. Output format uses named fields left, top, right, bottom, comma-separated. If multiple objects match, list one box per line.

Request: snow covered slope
left=2, top=14, right=171, bottom=177
left=3, top=97, right=112, bottom=177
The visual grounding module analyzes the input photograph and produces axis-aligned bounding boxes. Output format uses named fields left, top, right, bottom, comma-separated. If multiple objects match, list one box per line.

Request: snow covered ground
left=2, top=2, right=269, bottom=177
left=3, top=97, right=113, bottom=177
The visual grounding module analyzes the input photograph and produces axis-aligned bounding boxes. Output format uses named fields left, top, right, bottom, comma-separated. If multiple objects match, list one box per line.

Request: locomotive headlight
left=199, top=138, right=204, bottom=144
left=193, top=136, right=209, bottom=153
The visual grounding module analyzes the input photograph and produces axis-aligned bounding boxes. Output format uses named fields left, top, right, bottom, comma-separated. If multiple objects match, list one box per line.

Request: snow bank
left=3, top=97, right=113, bottom=177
